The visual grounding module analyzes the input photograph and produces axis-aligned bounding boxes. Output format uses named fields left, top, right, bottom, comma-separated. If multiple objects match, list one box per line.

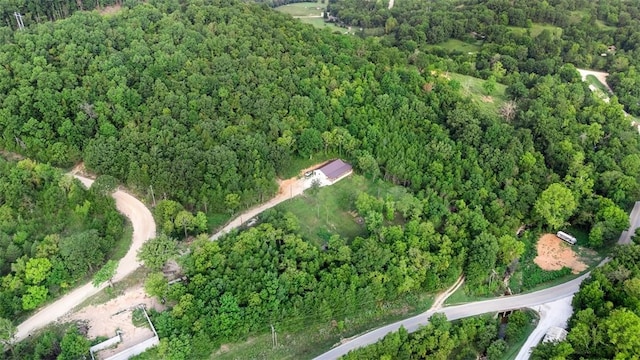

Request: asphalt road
left=515, top=296, right=574, bottom=359
left=619, top=201, right=640, bottom=245
left=314, top=273, right=588, bottom=359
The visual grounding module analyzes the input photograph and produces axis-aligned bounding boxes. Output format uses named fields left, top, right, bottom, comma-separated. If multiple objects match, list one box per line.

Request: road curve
left=313, top=273, right=589, bottom=359
left=515, top=295, right=574, bottom=360
left=15, top=174, right=156, bottom=341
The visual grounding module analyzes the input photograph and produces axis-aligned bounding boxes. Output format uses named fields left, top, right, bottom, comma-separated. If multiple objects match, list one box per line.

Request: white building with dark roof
left=304, top=159, right=353, bottom=188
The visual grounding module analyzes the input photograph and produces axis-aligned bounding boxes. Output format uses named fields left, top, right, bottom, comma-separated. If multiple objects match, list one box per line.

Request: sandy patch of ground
left=63, top=285, right=165, bottom=358
left=534, top=234, right=587, bottom=274
left=99, top=4, right=122, bottom=16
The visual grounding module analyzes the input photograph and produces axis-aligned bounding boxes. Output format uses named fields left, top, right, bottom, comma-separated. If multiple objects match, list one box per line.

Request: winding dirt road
left=15, top=174, right=156, bottom=341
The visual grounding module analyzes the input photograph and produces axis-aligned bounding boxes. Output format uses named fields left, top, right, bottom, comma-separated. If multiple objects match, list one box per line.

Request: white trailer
left=557, top=231, right=577, bottom=245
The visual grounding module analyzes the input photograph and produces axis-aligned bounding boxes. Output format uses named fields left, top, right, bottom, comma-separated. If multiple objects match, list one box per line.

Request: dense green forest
left=1, top=0, right=640, bottom=357
left=325, top=0, right=640, bottom=116
left=0, top=0, right=635, bottom=236
left=0, top=158, right=123, bottom=318
left=531, top=244, right=640, bottom=359
left=341, top=310, right=534, bottom=359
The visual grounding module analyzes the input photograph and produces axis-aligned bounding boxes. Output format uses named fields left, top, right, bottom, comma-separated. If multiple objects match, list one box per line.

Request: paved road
left=618, top=201, right=640, bottom=245
left=314, top=274, right=588, bottom=359
left=15, top=174, right=156, bottom=341
left=515, top=296, right=574, bottom=360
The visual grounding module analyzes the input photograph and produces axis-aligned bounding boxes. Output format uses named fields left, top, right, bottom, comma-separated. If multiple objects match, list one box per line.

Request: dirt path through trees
left=15, top=174, right=156, bottom=341
left=210, top=161, right=333, bottom=240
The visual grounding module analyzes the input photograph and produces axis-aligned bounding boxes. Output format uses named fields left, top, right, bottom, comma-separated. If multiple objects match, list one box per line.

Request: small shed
left=317, top=159, right=353, bottom=183
left=542, top=326, right=568, bottom=343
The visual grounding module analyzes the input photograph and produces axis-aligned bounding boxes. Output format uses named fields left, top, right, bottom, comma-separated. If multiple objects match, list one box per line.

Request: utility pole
left=13, top=12, right=24, bottom=30
left=270, top=324, right=277, bottom=348
left=149, top=185, right=156, bottom=206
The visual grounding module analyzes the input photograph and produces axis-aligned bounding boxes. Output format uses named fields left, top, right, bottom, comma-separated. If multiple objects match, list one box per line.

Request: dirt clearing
left=534, top=234, right=588, bottom=274
left=62, top=285, right=165, bottom=358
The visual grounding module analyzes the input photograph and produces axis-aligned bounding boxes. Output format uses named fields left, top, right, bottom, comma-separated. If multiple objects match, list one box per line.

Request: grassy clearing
left=586, top=74, right=611, bottom=94
left=449, top=73, right=507, bottom=113
left=275, top=1, right=325, bottom=17
left=207, top=212, right=231, bottom=232
left=508, top=23, right=562, bottom=37
left=299, top=17, right=351, bottom=33
left=213, top=292, right=434, bottom=360
left=425, top=39, right=482, bottom=53
left=595, top=19, right=617, bottom=31
left=531, top=23, right=562, bottom=37
left=274, top=174, right=406, bottom=246
left=278, top=152, right=338, bottom=179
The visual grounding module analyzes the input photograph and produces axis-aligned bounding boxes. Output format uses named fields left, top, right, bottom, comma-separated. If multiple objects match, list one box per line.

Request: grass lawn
left=278, top=152, right=339, bottom=178
left=425, top=39, right=482, bottom=53
left=448, top=73, right=507, bottom=113
left=595, top=19, right=617, bottom=31
left=207, top=212, right=231, bottom=232
left=531, top=23, right=562, bottom=37
left=213, top=292, right=434, bottom=360
left=275, top=1, right=325, bottom=17
left=508, top=23, right=562, bottom=37
left=298, top=17, right=350, bottom=33
left=586, top=74, right=611, bottom=94
left=274, top=174, right=407, bottom=246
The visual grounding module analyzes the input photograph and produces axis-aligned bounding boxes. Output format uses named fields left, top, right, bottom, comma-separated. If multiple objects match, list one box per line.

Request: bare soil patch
left=534, top=234, right=588, bottom=274
left=481, top=95, right=494, bottom=103
left=63, top=285, right=165, bottom=358
left=99, top=4, right=122, bottom=16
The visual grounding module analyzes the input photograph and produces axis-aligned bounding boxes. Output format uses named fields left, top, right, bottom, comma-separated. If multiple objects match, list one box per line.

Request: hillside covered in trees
left=1, top=0, right=640, bottom=358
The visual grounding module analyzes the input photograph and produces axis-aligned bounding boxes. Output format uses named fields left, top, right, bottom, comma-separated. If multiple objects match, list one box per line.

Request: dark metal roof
left=319, top=159, right=352, bottom=180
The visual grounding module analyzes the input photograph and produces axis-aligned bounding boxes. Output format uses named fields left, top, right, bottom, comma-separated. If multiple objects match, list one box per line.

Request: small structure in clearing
left=543, top=326, right=568, bottom=343
left=315, top=159, right=353, bottom=184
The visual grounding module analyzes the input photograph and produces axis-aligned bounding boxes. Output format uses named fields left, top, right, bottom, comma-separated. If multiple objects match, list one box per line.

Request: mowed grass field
left=275, top=1, right=325, bottom=17
left=586, top=74, right=611, bottom=94
left=274, top=174, right=409, bottom=246
left=299, top=17, right=350, bottom=33
left=425, top=38, right=482, bottom=53
left=449, top=73, right=508, bottom=113
left=508, top=23, right=562, bottom=37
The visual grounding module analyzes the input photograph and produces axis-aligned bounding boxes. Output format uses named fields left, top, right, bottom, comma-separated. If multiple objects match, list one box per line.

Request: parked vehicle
left=557, top=231, right=577, bottom=245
